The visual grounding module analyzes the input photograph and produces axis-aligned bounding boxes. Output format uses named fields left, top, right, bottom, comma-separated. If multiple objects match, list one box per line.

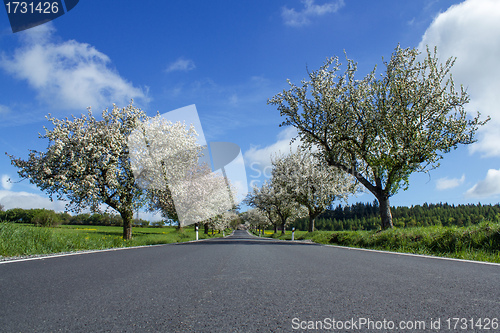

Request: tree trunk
left=281, top=223, right=285, bottom=235
left=177, top=221, right=183, bottom=232
left=377, top=195, right=393, bottom=229
left=204, top=223, right=209, bottom=234
left=121, top=209, right=133, bottom=240
left=273, top=224, right=277, bottom=233
left=308, top=216, right=316, bottom=232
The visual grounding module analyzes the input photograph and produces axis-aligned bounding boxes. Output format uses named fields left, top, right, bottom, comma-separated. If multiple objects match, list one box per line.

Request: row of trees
left=244, top=149, right=359, bottom=233
left=7, top=102, right=237, bottom=239
left=0, top=207, right=149, bottom=227
left=266, top=45, right=489, bottom=230
left=0, top=206, right=241, bottom=233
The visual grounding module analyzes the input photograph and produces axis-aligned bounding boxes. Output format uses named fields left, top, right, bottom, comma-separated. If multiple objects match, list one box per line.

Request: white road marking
left=323, top=243, right=500, bottom=266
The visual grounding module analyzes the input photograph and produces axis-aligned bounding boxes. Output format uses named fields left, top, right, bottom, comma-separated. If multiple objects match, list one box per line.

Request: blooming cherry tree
left=245, top=181, right=305, bottom=234
left=242, top=208, right=270, bottom=235
left=128, top=115, right=202, bottom=192
left=8, top=102, right=148, bottom=239
left=128, top=114, right=202, bottom=227
left=129, top=116, right=237, bottom=228
left=168, top=164, right=236, bottom=228
left=213, top=210, right=238, bottom=234
left=271, top=149, right=359, bottom=232
left=269, top=45, right=489, bottom=229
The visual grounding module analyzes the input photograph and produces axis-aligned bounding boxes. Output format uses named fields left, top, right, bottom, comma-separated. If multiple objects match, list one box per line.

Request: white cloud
left=244, top=127, right=301, bottom=176
left=282, top=0, right=344, bottom=27
left=0, top=24, right=148, bottom=111
left=1, top=175, right=12, bottom=190
left=136, top=210, right=163, bottom=222
left=165, top=57, right=196, bottom=72
left=465, top=169, right=500, bottom=198
left=418, top=0, right=500, bottom=157
left=436, top=174, right=465, bottom=190
left=0, top=104, right=10, bottom=115
left=228, top=94, right=239, bottom=106
left=0, top=190, right=67, bottom=211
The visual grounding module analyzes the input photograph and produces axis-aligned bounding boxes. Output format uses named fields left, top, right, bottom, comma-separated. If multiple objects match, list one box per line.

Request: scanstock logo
left=3, top=0, right=79, bottom=33
left=128, top=105, right=248, bottom=226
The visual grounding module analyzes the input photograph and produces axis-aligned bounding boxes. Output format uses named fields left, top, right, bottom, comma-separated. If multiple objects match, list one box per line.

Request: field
left=256, top=221, right=500, bottom=263
left=0, top=223, right=229, bottom=258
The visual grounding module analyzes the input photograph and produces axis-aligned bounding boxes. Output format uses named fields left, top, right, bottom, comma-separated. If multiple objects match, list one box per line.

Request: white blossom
left=245, top=181, right=306, bottom=234
left=241, top=208, right=270, bottom=231
left=9, top=101, right=148, bottom=239
left=129, top=115, right=236, bottom=227
left=270, top=148, right=359, bottom=231
left=268, top=45, right=489, bottom=229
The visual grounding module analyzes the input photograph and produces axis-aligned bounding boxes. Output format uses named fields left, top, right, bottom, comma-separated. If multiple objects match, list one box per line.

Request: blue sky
left=1, top=0, right=499, bottom=216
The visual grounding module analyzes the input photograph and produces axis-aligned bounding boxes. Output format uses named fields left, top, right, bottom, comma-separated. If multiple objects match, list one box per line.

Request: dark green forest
left=292, top=202, right=500, bottom=231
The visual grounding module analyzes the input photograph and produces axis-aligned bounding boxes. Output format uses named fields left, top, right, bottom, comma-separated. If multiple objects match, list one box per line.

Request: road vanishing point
left=1, top=230, right=499, bottom=332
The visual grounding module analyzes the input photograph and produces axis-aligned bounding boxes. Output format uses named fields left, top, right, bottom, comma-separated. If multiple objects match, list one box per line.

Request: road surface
left=1, top=230, right=499, bottom=332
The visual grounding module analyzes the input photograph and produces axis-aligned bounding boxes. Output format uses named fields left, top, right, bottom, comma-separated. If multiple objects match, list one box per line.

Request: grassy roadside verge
left=0, top=223, right=230, bottom=258
left=254, top=221, right=500, bottom=263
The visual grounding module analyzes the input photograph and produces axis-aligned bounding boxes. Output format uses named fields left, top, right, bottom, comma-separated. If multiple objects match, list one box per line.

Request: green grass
left=256, top=221, right=500, bottom=263
left=0, top=223, right=230, bottom=258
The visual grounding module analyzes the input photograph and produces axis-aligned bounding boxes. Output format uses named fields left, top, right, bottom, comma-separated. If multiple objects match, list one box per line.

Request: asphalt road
left=0, top=230, right=499, bottom=332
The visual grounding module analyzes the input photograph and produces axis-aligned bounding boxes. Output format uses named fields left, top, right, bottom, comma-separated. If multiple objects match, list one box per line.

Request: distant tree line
left=291, top=202, right=500, bottom=231
left=0, top=206, right=239, bottom=233
left=0, top=207, right=155, bottom=228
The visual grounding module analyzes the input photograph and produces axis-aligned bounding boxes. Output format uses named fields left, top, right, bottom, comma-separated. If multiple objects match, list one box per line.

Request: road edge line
left=322, top=243, right=500, bottom=266
left=0, top=236, right=223, bottom=265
